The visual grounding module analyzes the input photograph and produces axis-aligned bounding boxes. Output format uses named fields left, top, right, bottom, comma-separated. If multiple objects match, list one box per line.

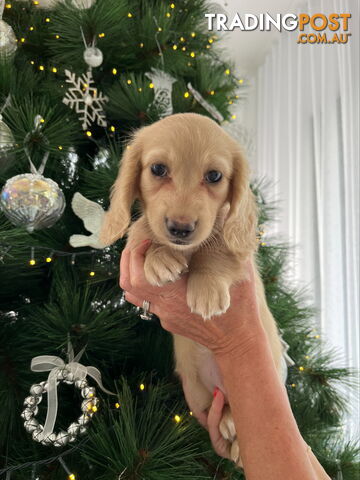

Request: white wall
left=226, top=0, right=359, bottom=437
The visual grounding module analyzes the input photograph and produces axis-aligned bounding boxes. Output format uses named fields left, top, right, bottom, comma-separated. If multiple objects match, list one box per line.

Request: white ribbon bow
left=30, top=342, right=114, bottom=441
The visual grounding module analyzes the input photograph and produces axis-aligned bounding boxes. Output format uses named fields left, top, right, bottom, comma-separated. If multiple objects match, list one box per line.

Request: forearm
left=215, top=323, right=317, bottom=480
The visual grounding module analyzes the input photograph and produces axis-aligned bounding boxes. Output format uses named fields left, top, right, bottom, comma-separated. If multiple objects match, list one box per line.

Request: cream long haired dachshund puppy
left=100, top=113, right=283, bottom=465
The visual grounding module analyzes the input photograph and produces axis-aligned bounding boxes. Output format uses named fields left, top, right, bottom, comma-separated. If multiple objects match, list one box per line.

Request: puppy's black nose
left=166, top=218, right=196, bottom=238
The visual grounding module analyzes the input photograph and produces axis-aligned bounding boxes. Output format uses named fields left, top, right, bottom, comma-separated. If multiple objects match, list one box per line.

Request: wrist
left=213, top=320, right=269, bottom=364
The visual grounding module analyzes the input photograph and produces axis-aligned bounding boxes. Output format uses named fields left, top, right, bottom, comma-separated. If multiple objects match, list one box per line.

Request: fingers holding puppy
left=144, top=245, right=188, bottom=286
left=119, top=240, right=152, bottom=294
left=120, top=240, right=187, bottom=314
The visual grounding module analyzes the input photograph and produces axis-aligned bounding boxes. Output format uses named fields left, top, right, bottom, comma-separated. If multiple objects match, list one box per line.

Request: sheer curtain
left=250, top=0, right=359, bottom=435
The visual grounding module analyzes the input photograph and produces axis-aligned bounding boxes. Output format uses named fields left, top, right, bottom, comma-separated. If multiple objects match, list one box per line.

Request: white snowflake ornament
left=63, top=69, right=108, bottom=130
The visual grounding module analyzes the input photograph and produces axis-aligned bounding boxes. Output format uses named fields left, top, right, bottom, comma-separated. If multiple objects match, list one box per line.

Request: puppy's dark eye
left=205, top=170, right=222, bottom=183
left=151, top=164, right=168, bottom=177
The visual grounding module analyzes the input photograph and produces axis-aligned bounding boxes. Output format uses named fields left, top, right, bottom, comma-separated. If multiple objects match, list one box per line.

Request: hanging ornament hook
left=0, top=94, right=11, bottom=119
left=23, top=114, right=50, bottom=175
left=152, top=16, right=165, bottom=70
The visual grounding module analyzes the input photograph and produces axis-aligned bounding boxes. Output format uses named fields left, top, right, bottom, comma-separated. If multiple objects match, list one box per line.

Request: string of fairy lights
left=0, top=242, right=114, bottom=277
left=4, top=0, right=246, bottom=138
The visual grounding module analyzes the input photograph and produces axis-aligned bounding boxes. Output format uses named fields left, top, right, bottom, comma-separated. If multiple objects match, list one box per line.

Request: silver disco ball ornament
left=0, top=20, right=17, bottom=57
left=0, top=115, right=15, bottom=173
left=0, top=173, right=66, bottom=232
left=83, top=46, right=103, bottom=68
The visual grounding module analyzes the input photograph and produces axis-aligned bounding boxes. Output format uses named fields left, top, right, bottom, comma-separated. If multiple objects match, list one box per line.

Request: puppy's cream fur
left=100, top=113, right=283, bottom=465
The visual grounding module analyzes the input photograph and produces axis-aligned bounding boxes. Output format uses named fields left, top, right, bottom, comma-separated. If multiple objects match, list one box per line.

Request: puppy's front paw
left=187, top=275, right=231, bottom=320
left=144, top=246, right=188, bottom=286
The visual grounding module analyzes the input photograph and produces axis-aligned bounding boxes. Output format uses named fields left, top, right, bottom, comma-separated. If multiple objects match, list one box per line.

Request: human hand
left=206, top=388, right=233, bottom=460
left=120, top=240, right=263, bottom=359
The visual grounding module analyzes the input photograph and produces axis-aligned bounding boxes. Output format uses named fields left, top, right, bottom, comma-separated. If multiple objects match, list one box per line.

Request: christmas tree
left=0, top=1, right=358, bottom=479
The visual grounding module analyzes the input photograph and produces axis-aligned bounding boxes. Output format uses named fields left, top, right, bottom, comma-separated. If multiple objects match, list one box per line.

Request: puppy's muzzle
left=165, top=218, right=196, bottom=242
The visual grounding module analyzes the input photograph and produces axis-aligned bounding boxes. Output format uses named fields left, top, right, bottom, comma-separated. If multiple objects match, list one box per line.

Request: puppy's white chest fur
left=196, top=344, right=226, bottom=397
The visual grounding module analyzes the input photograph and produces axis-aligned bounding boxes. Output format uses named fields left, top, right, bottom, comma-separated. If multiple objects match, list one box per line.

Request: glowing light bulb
left=225, top=68, right=230, bottom=75
left=184, top=92, right=190, bottom=98
left=127, top=79, right=132, bottom=85
left=170, top=3, right=175, bottom=8
left=115, top=402, right=120, bottom=409
left=149, top=83, right=154, bottom=89
left=45, top=17, right=50, bottom=22
left=139, top=383, right=145, bottom=391
left=110, top=126, right=115, bottom=132
left=231, top=114, right=237, bottom=120
left=20, top=38, right=25, bottom=43
left=166, top=12, right=171, bottom=17
left=55, top=34, right=60, bottom=39
left=238, top=78, right=244, bottom=84
left=291, top=383, right=296, bottom=388
left=52, top=67, right=57, bottom=73
left=172, top=45, right=177, bottom=50
left=46, top=257, right=52, bottom=263
left=29, top=26, right=35, bottom=31
left=190, top=51, right=195, bottom=58
left=112, top=68, right=117, bottom=75
left=68, top=475, right=76, bottom=480
left=89, top=271, right=95, bottom=277
left=29, top=259, right=36, bottom=266
left=299, top=366, right=305, bottom=371
left=86, top=131, right=92, bottom=137
left=174, top=415, right=181, bottom=423
left=210, top=90, right=215, bottom=95
left=127, top=12, right=132, bottom=17
left=139, top=42, right=144, bottom=48
left=191, top=32, right=196, bottom=37
left=39, top=65, right=44, bottom=71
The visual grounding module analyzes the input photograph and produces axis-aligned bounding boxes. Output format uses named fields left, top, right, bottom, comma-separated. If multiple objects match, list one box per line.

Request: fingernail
left=213, top=387, right=219, bottom=398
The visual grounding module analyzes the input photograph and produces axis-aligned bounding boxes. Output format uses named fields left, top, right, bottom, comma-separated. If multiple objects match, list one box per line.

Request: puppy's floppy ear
left=223, top=147, right=258, bottom=255
left=99, top=133, right=142, bottom=246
